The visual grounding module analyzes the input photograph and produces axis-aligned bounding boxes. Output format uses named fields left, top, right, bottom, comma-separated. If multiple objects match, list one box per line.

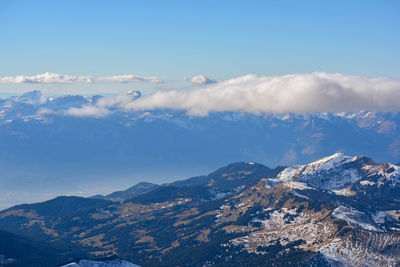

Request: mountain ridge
left=1, top=153, right=400, bottom=266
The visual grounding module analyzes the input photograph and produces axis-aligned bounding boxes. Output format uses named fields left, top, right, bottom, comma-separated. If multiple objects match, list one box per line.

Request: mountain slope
left=92, top=182, right=160, bottom=202
left=1, top=154, right=400, bottom=266
left=61, top=259, right=140, bottom=267
left=0, top=229, right=69, bottom=267
left=126, top=162, right=283, bottom=204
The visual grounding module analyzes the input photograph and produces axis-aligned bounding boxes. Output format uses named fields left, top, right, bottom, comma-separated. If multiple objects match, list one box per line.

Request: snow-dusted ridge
left=61, top=259, right=140, bottom=267
left=265, top=152, right=400, bottom=191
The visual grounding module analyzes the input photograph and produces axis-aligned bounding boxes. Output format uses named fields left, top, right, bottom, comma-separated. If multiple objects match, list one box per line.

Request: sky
left=0, top=0, right=399, bottom=96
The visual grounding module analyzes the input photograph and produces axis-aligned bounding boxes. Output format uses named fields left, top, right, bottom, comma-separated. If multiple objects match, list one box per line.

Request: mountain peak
left=15, top=90, right=46, bottom=105
left=271, top=152, right=396, bottom=190
left=304, top=152, right=357, bottom=172
left=127, top=90, right=141, bottom=99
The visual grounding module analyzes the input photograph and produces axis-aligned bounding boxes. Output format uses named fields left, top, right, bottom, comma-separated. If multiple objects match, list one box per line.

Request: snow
left=332, top=206, right=381, bottom=232
left=291, top=190, right=309, bottom=200
left=332, top=186, right=356, bottom=196
left=372, top=211, right=388, bottom=224
left=360, top=180, right=376, bottom=186
left=274, top=153, right=364, bottom=190
left=127, top=90, right=142, bottom=99
left=275, top=166, right=302, bottom=182
left=276, top=153, right=358, bottom=183
left=61, top=259, right=140, bottom=267
left=378, top=164, right=400, bottom=182
left=319, top=232, right=400, bottom=267
left=302, top=152, right=357, bottom=173
left=283, top=181, right=312, bottom=190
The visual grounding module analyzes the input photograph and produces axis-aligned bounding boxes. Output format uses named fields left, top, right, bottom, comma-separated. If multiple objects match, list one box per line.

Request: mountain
left=61, top=259, right=140, bottom=267
left=92, top=182, right=160, bottom=202
left=0, top=229, right=69, bottom=266
left=125, top=162, right=282, bottom=204
left=0, top=196, right=113, bottom=242
left=1, top=154, right=400, bottom=266
left=170, top=161, right=284, bottom=191
left=1, top=91, right=400, bottom=209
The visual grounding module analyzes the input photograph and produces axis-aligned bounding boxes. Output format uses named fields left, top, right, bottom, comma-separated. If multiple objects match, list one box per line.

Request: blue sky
left=0, top=0, right=399, bottom=95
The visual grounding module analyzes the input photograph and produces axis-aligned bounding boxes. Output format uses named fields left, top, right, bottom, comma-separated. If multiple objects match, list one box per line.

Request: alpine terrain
left=0, top=153, right=400, bottom=266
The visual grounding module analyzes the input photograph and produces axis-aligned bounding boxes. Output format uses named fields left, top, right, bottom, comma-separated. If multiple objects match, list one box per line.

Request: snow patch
left=332, top=186, right=356, bottom=196
left=372, top=211, right=389, bottom=224
left=332, top=206, right=381, bottom=232
left=360, top=180, right=376, bottom=186
left=283, top=181, right=312, bottom=190
left=291, top=190, right=309, bottom=200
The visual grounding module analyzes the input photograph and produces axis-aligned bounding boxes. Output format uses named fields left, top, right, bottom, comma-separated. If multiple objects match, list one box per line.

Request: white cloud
left=64, top=105, right=111, bottom=118
left=98, top=74, right=163, bottom=83
left=0, top=72, right=93, bottom=84
left=0, top=72, right=163, bottom=84
left=189, top=75, right=217, bottom=85
left=121, top=72, right=400, bottom=116
left=63, top=91, right=141, bottom=118
left=35, top=72, right=400, bottom=118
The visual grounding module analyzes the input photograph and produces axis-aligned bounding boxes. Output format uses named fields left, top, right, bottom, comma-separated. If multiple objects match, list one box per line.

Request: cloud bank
left=60, top=72, right=400, bottom=117
left=13, top=71, right=400, bottom=117
left=189, top=75, right=217, bottom=85
left=122, top=72, right=400, bottom=116
left=98, top=74, right=163, bottom=83
left=0, top=72, right=93, bottom=84
left=0, top=73, right=163, bottom=84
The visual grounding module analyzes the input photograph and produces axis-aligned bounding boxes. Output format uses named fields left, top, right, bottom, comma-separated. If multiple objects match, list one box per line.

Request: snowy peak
left=127, top=90, right=141, bottom=99
left=14, top=90, right=47, bottom=105
left=273, top=153, right=399, bottom=191
left=45, top=94, right=88, bottom=110
left=304, top=152, right=355, bottom=171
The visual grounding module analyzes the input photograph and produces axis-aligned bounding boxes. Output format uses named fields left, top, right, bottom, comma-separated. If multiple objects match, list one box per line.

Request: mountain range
left=1, top=90, right=400, bottom=208
left=1, top=153, right=400, bottom=266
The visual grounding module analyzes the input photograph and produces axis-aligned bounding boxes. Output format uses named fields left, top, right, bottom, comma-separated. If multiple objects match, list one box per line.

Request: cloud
left=34, top=72, right=400, bottom=118
left=121, top=72, right=400, bottom=116
left=189, top=75, right=217, bottom=85
left=0, top=72, right=93, bottom=84
left=0, top=72, right=163, bottom=84
left=64, top=105, right=111, bottom=118
left=63, top=91, right=141, bottom=118
left=98, top=74, right=163, bottom=83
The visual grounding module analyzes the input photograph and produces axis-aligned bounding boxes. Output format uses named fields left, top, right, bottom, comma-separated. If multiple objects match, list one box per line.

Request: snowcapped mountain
left=1, top=90, right=400, bottom=209
left=269, top=152, right=400, bottom=191
left=62, top=259, right=140, bottom=267
left=1, top=153, right=400, bottom=266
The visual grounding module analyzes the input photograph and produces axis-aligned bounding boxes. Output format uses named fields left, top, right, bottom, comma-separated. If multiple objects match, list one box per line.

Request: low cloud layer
left=0, top=72, right=163, bottom=84
left=189, top=75, right=217, bottom=85
left=17, top=72, right=400, bottom=117
left=64, top=105, right=111, bottom=118
left=123, top=72, right=400, bottom=116
left=0, top=72, right=93, bottom=84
